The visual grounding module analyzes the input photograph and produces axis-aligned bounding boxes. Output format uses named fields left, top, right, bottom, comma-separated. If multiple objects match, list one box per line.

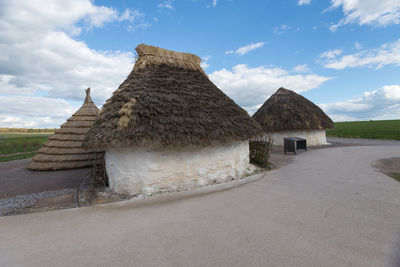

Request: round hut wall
left=104, top=141, right=250, bottom=195
left=260, top=129, right=328, bottom=146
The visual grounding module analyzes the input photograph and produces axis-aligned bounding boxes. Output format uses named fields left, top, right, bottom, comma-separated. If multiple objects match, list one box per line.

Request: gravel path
left=0, top=189, right=76, bottom=216
left=0, top=143, right=399, bottom=266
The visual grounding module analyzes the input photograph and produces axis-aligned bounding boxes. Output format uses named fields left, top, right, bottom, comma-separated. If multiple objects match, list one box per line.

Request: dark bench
left=284, top=137, right=307, bottom=154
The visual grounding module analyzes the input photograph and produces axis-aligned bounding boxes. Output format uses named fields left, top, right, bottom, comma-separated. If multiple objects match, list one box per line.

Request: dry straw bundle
left=133, top=44, right=204, bottom=73
left=252, top=87, right=334, bottom=132
left=84, top=44, right=262, bottom=149
left=28, top=88, right=100, bottom=171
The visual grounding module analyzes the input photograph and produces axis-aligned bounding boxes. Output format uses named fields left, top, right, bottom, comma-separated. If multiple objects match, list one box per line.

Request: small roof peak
left=276, top=87, right=290, bottom=94
left=84, top=88, right=93, bottom=103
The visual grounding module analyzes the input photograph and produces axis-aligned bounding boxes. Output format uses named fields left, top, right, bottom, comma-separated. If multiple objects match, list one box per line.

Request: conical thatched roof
left=28, top=88, right=100, bottom=171
left=252, top=87, right=333, bottom=132
left=84, top=44, right=262, bottom=149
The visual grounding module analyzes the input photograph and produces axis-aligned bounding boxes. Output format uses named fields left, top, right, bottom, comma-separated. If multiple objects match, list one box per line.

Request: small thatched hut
left=252, top=87, right=333, bottom=146
left=84, top=44, right=262, bottom=195
left=28, top=88, right=100, bottom=171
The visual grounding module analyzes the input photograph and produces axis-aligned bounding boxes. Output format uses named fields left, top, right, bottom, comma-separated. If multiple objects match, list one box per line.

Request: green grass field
left=0, top=134, right=51, bottom=162
left=326, top=120, right=400, bottom=140
left=1, top=133, right=53, bottom=139
left=0, top=136, right=49, bottom=154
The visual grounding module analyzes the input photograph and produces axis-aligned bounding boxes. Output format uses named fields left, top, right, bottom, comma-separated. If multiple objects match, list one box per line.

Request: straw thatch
left=28, top=88, right=100, bottom=171
left=252, top=87, right=333, bottom=132
left=84, top=44, right=262, bottom=149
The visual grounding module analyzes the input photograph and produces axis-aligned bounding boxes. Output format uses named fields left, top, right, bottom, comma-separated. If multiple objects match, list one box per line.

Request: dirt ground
left=373, top=157, right=400, bottom=174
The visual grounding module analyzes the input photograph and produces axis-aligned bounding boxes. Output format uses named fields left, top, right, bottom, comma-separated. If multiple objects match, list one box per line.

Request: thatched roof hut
left=28, top=88, right=100, bottom=171
left=85, top=44, right=261, bottom=149
left=84, top=44, right=262, bottom=195
left=252, top=87, right=333, bottom=146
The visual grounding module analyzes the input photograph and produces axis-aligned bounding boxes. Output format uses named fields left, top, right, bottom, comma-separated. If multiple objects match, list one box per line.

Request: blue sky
left=0, top=0, right=400, bottom=128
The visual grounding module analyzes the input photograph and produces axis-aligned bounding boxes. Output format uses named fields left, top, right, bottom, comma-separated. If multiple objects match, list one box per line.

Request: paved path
left=1, top=145, right=400, bottom=266
left=0, top=159, right=90, bottom=198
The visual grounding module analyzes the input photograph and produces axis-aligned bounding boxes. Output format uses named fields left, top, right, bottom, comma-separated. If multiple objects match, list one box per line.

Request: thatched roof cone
left=252, top=87, right=334, bottom=132
left=84, top=44, right=262, bottom=149
left=27, top=88, right=101, bottom=171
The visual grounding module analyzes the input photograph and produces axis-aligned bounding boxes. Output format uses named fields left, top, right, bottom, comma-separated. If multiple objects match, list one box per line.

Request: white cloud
left=320, top=49, right=343, bottom=59
left=200, top=55, right=211, bottom=69
left=298, top=0, right=311, bottom=6
left=213, top=0, right=218, bottom=7
left=323, top=38, right=400, bottom=69
left=119, top=9, right=151, bottom=30
left=320, top=85, right=400, bottom=121
left=0, top=96, right=77, bottom=128
left=274, top=24, right=291, bottom=35
left=0, top=0, right=152, bottom=128
left=292, top=64, right=311, bottom=73
left=0, top=1, right=143, bottom=33
left=329, top=0, right=400, bottom=31
left=225, top=42, right=265, bottom=56
left=354, top=41, right=363, bottom=50
left=209, top=64, right=331, bottom=114
left=0, top=1, right=143, bottom=103
left=158, top=0, right=174, bottom=10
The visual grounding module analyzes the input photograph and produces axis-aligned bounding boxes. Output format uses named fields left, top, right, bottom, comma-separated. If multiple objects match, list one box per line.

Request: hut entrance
left=284, top=137, right=307, bottom=154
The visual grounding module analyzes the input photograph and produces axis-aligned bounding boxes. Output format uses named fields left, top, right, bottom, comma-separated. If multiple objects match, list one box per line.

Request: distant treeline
left=0, top=128, right=57, bottom=133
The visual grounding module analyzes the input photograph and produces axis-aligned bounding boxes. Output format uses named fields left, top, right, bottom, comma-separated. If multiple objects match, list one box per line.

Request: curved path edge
left=0, top=145, right=399, bottom=267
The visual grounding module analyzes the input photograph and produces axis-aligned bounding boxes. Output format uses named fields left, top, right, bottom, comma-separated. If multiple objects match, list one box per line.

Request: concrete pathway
left=1, top=145, right=400, bottom=266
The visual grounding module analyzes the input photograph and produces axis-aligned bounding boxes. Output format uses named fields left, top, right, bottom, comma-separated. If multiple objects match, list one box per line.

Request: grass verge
left=387, top=173, right=400, bottom=183
left=0, top=152, right=37, bottom=163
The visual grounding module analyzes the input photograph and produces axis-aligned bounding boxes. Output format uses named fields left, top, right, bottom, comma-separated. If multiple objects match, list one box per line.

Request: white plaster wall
left=105, top=141, right=250, bottom=195
left=258, top=129, right=328, bottom=146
